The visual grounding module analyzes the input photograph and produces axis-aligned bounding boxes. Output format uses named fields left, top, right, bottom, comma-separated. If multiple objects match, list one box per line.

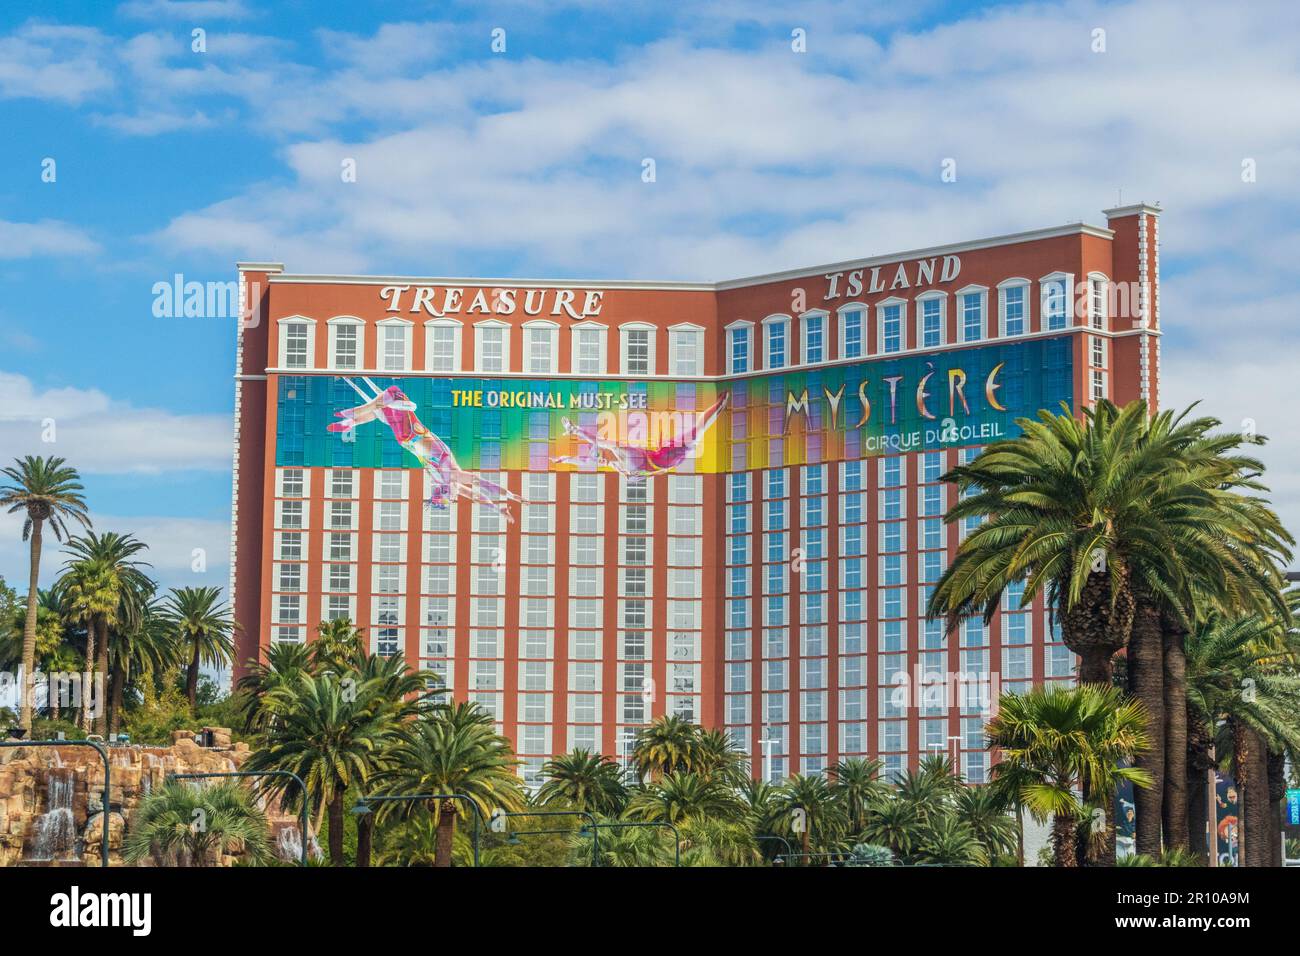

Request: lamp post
left=491, top=809, right=600, bottom=867
left=167, top=770, right=310, bottom=866
left=594, top=820, right=681, bottom=867
left=351, top=792, right=485, bottom=867
left=1, top=739, right=111, bottom=866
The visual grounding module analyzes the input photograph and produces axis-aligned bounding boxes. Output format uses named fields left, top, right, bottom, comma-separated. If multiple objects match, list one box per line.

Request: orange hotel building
left=230, top=203, right=1161, bottom=786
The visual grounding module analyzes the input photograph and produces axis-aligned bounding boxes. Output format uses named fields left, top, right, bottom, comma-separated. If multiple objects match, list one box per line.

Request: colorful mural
left=274, top=335, right=1073, bottom=481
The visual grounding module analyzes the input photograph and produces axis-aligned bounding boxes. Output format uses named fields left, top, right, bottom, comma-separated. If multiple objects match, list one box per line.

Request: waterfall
left=28, top=768, right=78, bottom=862
left=276, top=824, right=324, bottom=863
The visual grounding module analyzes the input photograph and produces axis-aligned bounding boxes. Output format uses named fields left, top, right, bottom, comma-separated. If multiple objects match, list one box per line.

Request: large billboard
left=274, top=335, right=1072, bottom=500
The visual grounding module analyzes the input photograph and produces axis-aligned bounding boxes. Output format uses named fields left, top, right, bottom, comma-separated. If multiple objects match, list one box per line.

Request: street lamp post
left=351, top=792, right=486, bottom=867
left=0, top=739, right=110, bottom=867
left=167, top=770, right=310, bottom=866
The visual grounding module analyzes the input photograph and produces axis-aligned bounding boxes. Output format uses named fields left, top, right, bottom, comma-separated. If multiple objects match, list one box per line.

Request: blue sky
left=3, top=0, right=1300, bottom=594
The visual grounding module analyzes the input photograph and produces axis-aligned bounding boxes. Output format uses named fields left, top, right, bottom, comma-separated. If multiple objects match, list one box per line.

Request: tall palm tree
left=537, top=749, right=627, bottom=815
left=630, top=714, right=699, bottom=781
left=245, top=668, right=412, bottom=864
left=160, top=586, right=235, bottom=711
left=123, top=780, right=272, bottom=867
left=1, top=456, right=89, bottom=730
left=693, top=728, right=750, bottom=787
left=774, top=774, right=845, bottom=858
left=828, top=757, right=888, bottom=834
left=61, top=531, right=152, bottom=733
left=985, top=684, right=1152, bottom=867
left=310, top=617, right=366, bottom=674
left=954, top=785, right=1020, bottom=862
left=108, top=593, right=180, bottom=735
left=1185, top=610, right=1300, bottom=865
left=373, top=701, right=525, bottom=868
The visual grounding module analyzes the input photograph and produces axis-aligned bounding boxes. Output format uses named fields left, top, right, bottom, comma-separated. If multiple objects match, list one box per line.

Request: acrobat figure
left=554, top=391, right=730, bottom=479
left=328, top=377, right=521, bottom=522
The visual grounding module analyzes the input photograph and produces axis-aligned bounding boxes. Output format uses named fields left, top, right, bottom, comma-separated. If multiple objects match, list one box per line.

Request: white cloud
left=0, top=23, right=115, bottom=104
left=0, top=372, right=231, bottom=475
left=0, top=219, right=100, bottom=259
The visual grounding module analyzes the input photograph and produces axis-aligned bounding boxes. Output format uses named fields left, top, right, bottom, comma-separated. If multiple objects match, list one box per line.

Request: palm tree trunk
left=186, top=633, right=202, bottom=711
left=327, top=793, right=346, bottom=866
left=1077, top=646, right=1115, bottom=686
left=1161, top=623, right=1188, bottom=851
left=356, top=815, right=373, bottom=868
left=1185, top=708, right=1214, bottom=861
left=1267, top=749, right=1286, bottom=868
left=434, top=801, right=458, bottom=868
left=1053, top=812, right=1078, bottom=867
left=1128, top=598, right=1164, bottom=856
left=19, top=520, right=43, bottom=731
left=1233, top=719, right=1270, bottom=867
left=94, top=620, right=109, bottom=736
left=81, top=617, right=98, bottom=732
left=109, top=661, right=127, bottom=737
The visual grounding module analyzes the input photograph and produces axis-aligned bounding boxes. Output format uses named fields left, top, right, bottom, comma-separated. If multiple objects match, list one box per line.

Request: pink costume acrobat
left=328, top=376, right=521, bottom=522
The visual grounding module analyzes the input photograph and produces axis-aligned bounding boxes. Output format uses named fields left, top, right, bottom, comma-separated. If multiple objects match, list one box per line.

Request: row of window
left=727, top=274, right=1110, bottom=373
left=277, top=317, right=707, bottom=376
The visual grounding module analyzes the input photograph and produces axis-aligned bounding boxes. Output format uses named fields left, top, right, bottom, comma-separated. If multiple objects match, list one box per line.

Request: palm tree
left=106, top=592, right=176, bottom=735
left=774, top=774, right=844, bottom=859
left=954, top=785, right=1020, bottom=862
left=1185, top=610, right=1300, bottom=865
left=625, top=771, right=743, bottom=824
left=235, top=641, right=314, bottom=732
left=1, top=456, right=89, bottom=731
left=310, top=617, right=366, bottom=674
left=373, top=701, right=525, bottom=868
left=985, top=684, right=1152, bottom=867
left=693, top=728, right=749, bottom=787
left=244, top=669, right=410, bottom=865
left=61, top=531, right=152, bottom=733
left=828, top=757, right=888, bottom=834
left=860, top=795, right=920, bottom=860
left=123, top=780, right=271, bottom=866
left=537, top=749, right=627, bottom=815
left=630, top=714, right=699, bottom=781
left=160, top=586, right=235, bottom=711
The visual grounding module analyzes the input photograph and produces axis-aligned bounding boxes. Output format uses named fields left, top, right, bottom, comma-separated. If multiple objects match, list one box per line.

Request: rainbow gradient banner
left=274, top=335, right=1072, bottom=477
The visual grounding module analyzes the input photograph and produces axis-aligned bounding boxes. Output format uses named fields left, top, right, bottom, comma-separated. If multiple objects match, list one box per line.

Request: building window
left=380, top=322, right=410, bottom=371
left=572, top=324, right=606, bottom=375
left=523, top=322, right=558, bottom=374
left=764, top=317, right=788, bottom=370
left=1041, top=275, right=1069, bottom=331
left=1090, top=335, right=1107, bottom=369
left=802, top=313, right=825, bottom=364
left=621, top=326, right=654, bottom=375
left=878, top=300, right=904, bottom=354
left=839, top=306, right=864, bottom=359
left=476, top=323, right=508, bottom=373
left=1089, top=275, right=1108, bottom=331
left=999, top=281, right=1029, bottom=337
left=329, top=319, right=364, bottom=370
left=425, top=321, right=460, bottom=372
left=670, top=326, right=702, bottom=376
left=918, top=295, right=944, bottom=348
left=281, top=321, right=311, bottom=368
left=958, top=288, right=985, bottom=343
left=1090, top=368, right=1107, bottom=403
left=727, top=324, right=751, bottom=374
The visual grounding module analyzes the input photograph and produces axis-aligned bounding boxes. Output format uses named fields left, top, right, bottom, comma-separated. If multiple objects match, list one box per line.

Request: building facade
left=230, top=203, right=1161, bottom=786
